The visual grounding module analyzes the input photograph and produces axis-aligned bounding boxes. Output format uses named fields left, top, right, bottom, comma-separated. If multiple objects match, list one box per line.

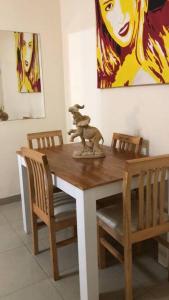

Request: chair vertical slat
left=51, top=136, right=55, bottom=147
left=41, top=164, right=47, bottom=214
left=35, top=161, right=42, bottom=210
left=37, top=138, right=41, bottom=149
left=129, top=143, right=133, bottom=152
left=123, top=172, right=132, bottom=237
left=43, top=165, right=49, bottom=214
left=36, top=162, right=44, bottom=212
left=31, top=160, right=39, bottom=208
left=146, top=170, right=152, bottom=228
left=125, top=143, right=129, bottom=151
left=36, top=162, right=43, bottom=211
left=43, top=165, right=49, bottom=215
left=41, top=137, right=45, bottom=148
left=135, top=144, right=138, bottom=154
left=159, top=168, right=166, bottom=224
left=138, top=172, right=144, bottom=230
left=111, top=137, right=116, bottom=149
left=119, top=140, right=122, bottom=150
left=41, top=165, right=48, bottom=214
left=28, top=139, right=33, bottom=148
left=114, top=139, right=117, bottom=149
left=128, top=143, right=131, bottom=152
left=152, top=169, right=159, bottom=226
left=58, top=133, right=63, bottom=145
left=46, top=137, right=50, bottom=148
left=38, top=163, right=45, bottom=212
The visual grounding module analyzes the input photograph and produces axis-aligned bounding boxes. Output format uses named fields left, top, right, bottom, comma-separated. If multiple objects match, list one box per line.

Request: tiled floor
left=0, top=201, right=169, bottom=300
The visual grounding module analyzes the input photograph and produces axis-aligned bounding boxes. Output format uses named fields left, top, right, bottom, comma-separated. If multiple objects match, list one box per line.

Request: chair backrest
left=111, top=133, right=143, bottom=154
left=123, top=155, right=169, bottom=243
left=21, top=147, right=54, bottom=222
left=27, top=130, right=63, bottom=149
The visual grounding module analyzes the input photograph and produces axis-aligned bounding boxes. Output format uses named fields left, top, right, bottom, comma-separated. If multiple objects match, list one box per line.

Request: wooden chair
left=97, top=155, right=169, bottom=300
left=97, top=133, right=143, bottom=210
left=27, top=130, right=63, bottom=193
left=27, top=130, right=63, bottom=149
left=21, top=147, right=77, bottom=281
left=111, top=132, right=143, bottom=154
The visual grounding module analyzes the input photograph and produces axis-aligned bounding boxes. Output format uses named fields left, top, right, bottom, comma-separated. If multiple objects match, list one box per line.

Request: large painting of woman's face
left=95, top=0, right=169, bottom=88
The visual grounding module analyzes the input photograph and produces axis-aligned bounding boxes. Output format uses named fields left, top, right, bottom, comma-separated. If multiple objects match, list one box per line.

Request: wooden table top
left=38, top=143, right=143, bottom=190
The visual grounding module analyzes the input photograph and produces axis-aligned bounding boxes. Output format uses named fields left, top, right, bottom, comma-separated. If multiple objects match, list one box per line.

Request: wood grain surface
left=39, top=143, right=143, bottom=190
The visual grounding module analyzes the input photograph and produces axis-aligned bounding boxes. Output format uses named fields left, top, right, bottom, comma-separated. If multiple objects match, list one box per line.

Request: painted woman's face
left=99, top=0, right=138, bottom=47
left=22, top=33, right=34, bottom=72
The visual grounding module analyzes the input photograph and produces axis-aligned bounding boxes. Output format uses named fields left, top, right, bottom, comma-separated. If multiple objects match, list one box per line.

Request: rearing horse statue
left=68, top=104, right=105, bottom=158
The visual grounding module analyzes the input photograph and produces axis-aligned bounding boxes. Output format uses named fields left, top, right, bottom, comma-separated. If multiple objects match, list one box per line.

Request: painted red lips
left=119, top=22, right=129, bottom=37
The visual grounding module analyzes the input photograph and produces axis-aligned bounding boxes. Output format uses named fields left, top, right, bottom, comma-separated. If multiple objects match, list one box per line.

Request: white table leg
left=17, top=155, right=31, bottom=233
left=76, top=189, right=99, bottom=300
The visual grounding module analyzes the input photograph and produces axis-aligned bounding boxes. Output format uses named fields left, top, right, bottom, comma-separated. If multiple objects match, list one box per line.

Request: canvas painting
left=95, top=0, right=169, bottom=88
left=15, top=32, right=41, bottom=93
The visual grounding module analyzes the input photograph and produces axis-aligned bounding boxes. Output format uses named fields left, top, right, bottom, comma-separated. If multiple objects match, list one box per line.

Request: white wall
left=0, top=0, right=66, bottom=199
left=59, top=0, right=169, bottom=155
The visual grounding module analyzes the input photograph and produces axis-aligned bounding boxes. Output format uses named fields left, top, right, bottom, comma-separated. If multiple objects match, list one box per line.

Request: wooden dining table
left=17, top=143, right=143, bottom=300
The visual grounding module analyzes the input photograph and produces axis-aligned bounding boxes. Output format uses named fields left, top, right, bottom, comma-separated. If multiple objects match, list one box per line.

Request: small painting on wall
left=95, top=0, right=169, bottom=88
left=15, top=32, right=41, bottom=93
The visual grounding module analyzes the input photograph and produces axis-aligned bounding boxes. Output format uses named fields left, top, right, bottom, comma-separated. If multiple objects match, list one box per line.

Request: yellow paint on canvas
left=96, top=0, right=169, bottom=88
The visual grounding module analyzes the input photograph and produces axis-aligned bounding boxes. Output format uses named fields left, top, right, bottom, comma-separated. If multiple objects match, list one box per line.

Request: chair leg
left=124, top=244, right=133, bottom=300
left=73, top=225, right=77, bottom=238
left=32, top=213, right=39, bottom=255
left=48, top=222, right=59, bottom=281
left=97, top=225, right=106, bottom=269
left=168, top=249, right=169, bottom=282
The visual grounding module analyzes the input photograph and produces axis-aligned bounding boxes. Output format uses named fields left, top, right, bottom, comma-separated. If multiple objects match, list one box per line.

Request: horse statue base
left=73, top=149, right=105, bottom=159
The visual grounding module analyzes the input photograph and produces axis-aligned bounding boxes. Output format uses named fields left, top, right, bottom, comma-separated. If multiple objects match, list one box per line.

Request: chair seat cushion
left=97, top=201, right=169, bottom=236
left=97, top=202, right=132, bottom=236
left=53, top=192, right=76, bottom=222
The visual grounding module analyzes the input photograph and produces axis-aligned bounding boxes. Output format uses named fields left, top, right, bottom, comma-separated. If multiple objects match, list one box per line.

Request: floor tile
left=0, top=246, right=46, bottom=297
left=51, top=272, right=80, bottom=300
left=99, top=264, right=125, bottom=294
left=100, top=289, right=152, bottom=300
left=99, top=279, right=168, bottom=299
left=135, top=291, right=156, bottom=300
left=0, top=224, right=22, bottom=253
left=11, top=220, right=48, bottom=243
left=0, top=279, right=63, bottom=300
left=0, top=213, right=8, bottom=226
left=99, top=290, right=124, bottom=300
left=34, top=242, right=78, bottom=277
left=133, top=254, right=167, bottom=288
left=148, top=280, right=169, bottom=299
left=0, top=202, right=22, bottom=224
